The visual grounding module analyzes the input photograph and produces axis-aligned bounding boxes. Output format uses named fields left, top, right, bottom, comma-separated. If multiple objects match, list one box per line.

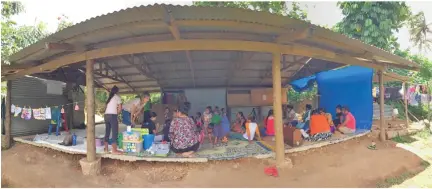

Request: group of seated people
left=135, top=101, right=356, bottom=157
left=105, top=85, right=357, bottom=157
left=283, top=104, right=357, bottom=142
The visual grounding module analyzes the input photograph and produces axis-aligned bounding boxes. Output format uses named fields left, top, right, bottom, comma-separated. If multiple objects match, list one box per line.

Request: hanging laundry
left=61, top=106, right=65, bottom=114
left=11, top=104, right=15, bottom=113
left=419, top=94, right=430, bottom=105
left=21, top=107, right=27, bottom=119
left=408, top=92, right=419, bottom=106
left=33, top=108, right=41, bottom=120
left=40, top=108, right=46, bottom=120
left=74, top=103, right=79, bottom=111
left=45, top=107, right=52, bottom=120
left=24, top=107, right=32, bottom=120
left=14, top=106, right=22, bottom=117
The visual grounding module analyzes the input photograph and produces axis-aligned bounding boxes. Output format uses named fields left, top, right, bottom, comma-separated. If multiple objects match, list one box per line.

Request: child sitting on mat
left=230, top=116, right=262, bottom=144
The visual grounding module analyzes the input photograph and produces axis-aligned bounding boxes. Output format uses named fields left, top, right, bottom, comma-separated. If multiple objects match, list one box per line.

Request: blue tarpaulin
left=290, top=66, right=373, bottom=130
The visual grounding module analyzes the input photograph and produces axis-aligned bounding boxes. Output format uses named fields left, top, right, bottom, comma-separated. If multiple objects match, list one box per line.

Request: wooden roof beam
left=276, top=27, right=313, bottom=44
left=164, top=5, right=196, bottom=88
left=45, top=42, right=86, bottom=51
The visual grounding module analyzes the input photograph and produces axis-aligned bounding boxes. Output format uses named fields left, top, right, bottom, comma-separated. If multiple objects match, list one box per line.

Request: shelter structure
left=1, top=5, right=420, bottom=174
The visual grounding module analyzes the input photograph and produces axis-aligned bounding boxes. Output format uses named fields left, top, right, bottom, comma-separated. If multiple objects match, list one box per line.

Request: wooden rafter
left=163, top=5, right=196, bottom=88
left=226, top=52, right=255, bottom=86
left=120, top=55, right=156, bottom=80
left=283, top=58, right=313, bottom=85
left=102, top=62, right=135, bottom=92
left=275, top=27, right=313, bottom=44
left=4, top=39, right=395, bottom=81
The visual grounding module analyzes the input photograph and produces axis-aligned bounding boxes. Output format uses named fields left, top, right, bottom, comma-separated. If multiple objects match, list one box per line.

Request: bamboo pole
left=4, top=81, right=12, bottom=148
left=272, top=52, right=285, bottom=166
left=403, top=82, right=409, bottom=128
left=379, top=71, right=386, bottom=141
left=86, top=59, right=96, bottom=162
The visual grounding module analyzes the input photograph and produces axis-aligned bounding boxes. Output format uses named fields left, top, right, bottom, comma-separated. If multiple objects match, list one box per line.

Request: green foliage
left=336, top=2, right=411, bottom=51
left=56, top=14, right=73, bottom=32
left=287, top=86, right=317, bottom=103
left=192, top=1, right=308, bottom=21
left=407, top=11, right=432, bottom=52
left=1, top=1, right=23, bottom=18
left=1, top=2, right=49, bottom=64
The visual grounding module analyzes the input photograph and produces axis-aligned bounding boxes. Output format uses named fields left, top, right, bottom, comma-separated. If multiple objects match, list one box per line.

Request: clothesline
left=12, top=100, right=85, bottom=109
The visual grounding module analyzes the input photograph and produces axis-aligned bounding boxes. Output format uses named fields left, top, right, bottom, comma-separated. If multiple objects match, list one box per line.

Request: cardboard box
left=250, top=88, right=288, bottom=106
left=227, top=93, right=251, bottom=106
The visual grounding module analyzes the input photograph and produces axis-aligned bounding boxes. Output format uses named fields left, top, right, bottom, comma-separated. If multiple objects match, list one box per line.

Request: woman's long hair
left=106, top=86, right=119, bottom=105
left=265, top=109, right=274, bottom=124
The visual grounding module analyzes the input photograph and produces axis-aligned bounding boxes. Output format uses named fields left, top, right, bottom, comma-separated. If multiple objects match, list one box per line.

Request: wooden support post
left=272, top=52, right=286, bottom=166
left=4, top=81, right=12, bottom=148
left=378, top=70, right=386, bottom=141
left=85, top=59, right=96, bottom=162
left=403, top=82, right=409, bottom=127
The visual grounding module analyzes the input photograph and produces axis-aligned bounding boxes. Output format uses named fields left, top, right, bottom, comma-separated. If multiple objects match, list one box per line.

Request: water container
left=118, top=133, right=123, bottom=149
left=72, top=133, right=77, bottom=146
left=143, top=134, right=155, bottom=150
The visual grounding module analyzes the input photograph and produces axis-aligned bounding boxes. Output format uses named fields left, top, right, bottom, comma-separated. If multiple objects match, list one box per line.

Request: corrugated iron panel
left=8, top=4, right=416, bottom=69
left=10, top=77, right=69, bottom=137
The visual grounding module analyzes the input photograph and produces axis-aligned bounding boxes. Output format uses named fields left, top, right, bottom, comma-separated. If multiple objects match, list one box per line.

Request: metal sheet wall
left=11, top=76, right=68, bottom=137
left=184, top=88, right=227, bottom=116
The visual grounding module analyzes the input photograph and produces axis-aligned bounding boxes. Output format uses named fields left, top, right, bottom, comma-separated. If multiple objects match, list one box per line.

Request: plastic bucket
left=143, top=134, right=155, bottom=150
left=95, top=138, right=103, bottom=147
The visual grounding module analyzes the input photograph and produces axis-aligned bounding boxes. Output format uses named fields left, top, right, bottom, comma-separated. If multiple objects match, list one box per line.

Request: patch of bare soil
left=1, top=135, right=426, bottom=188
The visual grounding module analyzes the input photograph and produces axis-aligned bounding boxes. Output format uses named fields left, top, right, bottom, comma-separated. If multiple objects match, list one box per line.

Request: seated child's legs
left=338, top=126, right=355, bottom=134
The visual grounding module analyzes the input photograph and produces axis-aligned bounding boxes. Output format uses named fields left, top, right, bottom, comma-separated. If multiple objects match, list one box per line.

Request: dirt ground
left=1, top=135, right=427, bottom=188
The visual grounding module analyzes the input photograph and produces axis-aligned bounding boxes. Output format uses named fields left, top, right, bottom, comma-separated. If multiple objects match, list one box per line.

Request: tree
left=192, top=1, right=308, bottom=21
left=1, top=1, right=49, bottom=64
left=335, top=2, right=411, bottom=51
left=56, top=14, right=74, bottom=32
left=407, top=11, right=432, bottom=53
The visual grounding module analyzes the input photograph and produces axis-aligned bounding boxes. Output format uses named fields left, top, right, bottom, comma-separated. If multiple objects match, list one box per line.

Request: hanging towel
left=25, top=107, right=32, bottom=120
left=45, top=107, right=52, bottom=119
left=14, top=107, right=22, bottom=117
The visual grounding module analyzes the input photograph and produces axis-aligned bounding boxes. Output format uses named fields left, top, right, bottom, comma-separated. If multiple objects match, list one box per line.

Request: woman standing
left=169, top=103, right=200, bottom=157
left=104, top=86, right=122, bottom=154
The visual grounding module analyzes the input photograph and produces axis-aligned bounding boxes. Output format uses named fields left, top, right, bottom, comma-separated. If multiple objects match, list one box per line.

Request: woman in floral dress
left=169, top=103, right=200, bottom=157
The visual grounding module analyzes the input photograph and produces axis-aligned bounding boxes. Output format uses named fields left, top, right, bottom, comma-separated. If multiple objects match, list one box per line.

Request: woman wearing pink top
left=337, top=106, right=356, bottom=134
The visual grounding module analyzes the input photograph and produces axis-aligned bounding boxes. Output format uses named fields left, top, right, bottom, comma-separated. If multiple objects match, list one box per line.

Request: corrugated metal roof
left=2, top=4, right=419, bottom=93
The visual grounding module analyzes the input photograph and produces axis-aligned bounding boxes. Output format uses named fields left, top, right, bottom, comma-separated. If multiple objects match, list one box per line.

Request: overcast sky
left=12, top=0, right=432, bottom=59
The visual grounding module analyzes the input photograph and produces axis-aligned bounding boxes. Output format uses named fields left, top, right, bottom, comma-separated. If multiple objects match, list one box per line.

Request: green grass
left=381, top=129, right=432, bottom=188
left=391, top=129, right=431, bottom=144
left=377, top=172, right=416, bottom=188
